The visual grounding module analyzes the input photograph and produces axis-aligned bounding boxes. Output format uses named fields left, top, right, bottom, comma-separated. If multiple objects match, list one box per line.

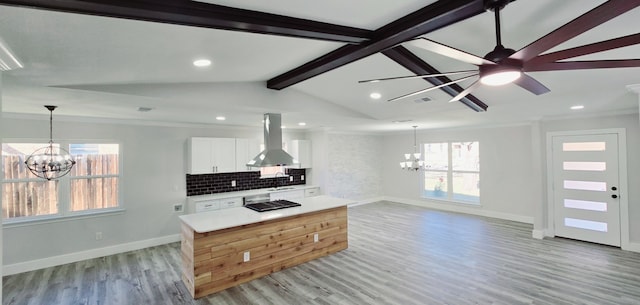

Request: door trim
left=545, top=128, right=629, bottom=249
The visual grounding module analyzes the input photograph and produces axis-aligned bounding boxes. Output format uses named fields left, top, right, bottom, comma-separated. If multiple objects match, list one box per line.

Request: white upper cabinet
left=288, top=139, right=312, bottom=168
left=235, top=138, right=261, bottom=172
left=187, top=137, right=236, bottom=174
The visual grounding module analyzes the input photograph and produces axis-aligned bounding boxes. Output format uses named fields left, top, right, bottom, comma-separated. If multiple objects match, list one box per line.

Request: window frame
left=421, top=141, right=480, bottom=205
left=1, top=138, right=124, bottom=225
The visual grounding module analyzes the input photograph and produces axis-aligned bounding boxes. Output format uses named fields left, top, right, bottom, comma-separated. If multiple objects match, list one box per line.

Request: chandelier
left=24, top=105, right=76, bottom=180
left=400, top=126, right=425, bottom=171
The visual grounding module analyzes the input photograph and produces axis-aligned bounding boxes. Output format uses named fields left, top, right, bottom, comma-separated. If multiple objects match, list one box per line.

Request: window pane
left=452, top=142, right=479, bottom=171
left=2, top=181, right=58, bottom=219
left=2, top=143, right=54, bottom=179
left=452, top=172, right=480, bottom=203
left=424, top=171, right=447, bottom=199
left=70, top=177, right=118, bottom=211
left=423, top=143, right=448, bottom=170
left=70, top=144, right=119, bottom=176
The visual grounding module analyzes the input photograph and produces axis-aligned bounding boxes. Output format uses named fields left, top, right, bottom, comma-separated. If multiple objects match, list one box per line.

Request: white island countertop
left=179, top=195, right=354, bottom=233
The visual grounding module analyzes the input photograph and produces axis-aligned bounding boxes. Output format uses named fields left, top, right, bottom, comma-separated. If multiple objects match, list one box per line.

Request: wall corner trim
left=2, top=234, right=181, bottom=276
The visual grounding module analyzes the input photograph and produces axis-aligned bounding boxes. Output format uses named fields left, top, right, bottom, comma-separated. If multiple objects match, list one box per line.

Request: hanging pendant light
left=24, top=105, right=76, bottom=180
left=400, top=126, right=425, bottom=171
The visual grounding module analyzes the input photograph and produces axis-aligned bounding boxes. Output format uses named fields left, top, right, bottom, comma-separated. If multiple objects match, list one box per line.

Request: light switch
left=231, top=180, right=236, bottom=187
left=289, top=176, right=294, bottom=182
left=301, top=175, right=305, bottom=181
left=243, top=251, right=250, bottom=262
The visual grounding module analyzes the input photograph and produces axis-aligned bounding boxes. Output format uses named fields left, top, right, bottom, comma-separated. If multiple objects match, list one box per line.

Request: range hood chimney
left=247, top=113, right=298, bottom=168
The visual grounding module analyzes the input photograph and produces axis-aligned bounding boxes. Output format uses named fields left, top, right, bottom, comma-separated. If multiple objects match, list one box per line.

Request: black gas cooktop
left=244, top=200, right=301, bottom=212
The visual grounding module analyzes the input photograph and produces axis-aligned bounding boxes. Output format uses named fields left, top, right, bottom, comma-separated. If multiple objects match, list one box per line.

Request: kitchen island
left=179, top=195, right=352, bottom=298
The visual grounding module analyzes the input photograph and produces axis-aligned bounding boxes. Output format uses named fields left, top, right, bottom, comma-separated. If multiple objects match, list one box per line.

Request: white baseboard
left=348, top=196, right=385, bottom=208
left=623, top=242, right=640, bottom=253
left=531, top=229, right=545, bottom=239
left=384, top=196, right=535, bottom=224
left=3, top=234, right=180, bottom=276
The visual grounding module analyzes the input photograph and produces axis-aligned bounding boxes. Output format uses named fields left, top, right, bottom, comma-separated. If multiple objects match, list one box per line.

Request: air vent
left=414, top=97, right=432, bottom=103
left=137, top=107, right=153, bottom=112
left=392, top=119, right=413, bottom=123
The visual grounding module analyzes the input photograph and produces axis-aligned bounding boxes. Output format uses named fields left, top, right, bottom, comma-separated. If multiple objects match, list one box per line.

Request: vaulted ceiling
left=0, top=0, right=638, bottom=132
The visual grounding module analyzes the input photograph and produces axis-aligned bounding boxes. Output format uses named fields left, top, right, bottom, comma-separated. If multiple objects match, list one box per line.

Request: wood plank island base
left=179, top=195, right=352, bottom=298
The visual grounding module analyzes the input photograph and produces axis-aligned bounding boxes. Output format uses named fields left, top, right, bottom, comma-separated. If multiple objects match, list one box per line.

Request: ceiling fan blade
left=512, top=0, right=640, bottom=62
left=525, top=59, right=640, bottom=72
left=408, top=38, right=494, bottom=66
left=387, top=74, right=478, bottom=102
left=449, top=80, right=481, bottom=103
left=528, top=33, right=640, bottom=64
left=513, top=73, right=550, bottom=95
left=359, top=70, right=476, bottom=83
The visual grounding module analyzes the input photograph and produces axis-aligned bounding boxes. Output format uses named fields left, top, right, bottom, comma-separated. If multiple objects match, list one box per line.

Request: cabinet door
left=271, top=190, right=305, bottom=201
left=304, top=187, right=320, bottom=197
left=235, top=138, right=261, bottom=172
left=290, top=140, right=312, bottom=168
left=188, top=137, right=214, bottom=174
left=212, top=138, right=236, bottom=173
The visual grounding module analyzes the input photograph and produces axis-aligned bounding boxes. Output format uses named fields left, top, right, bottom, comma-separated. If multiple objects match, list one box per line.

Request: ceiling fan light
left=480, top=70, right=521, bottom=86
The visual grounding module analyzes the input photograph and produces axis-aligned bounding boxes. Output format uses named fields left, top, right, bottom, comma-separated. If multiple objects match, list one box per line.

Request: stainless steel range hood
left=246, top=113, right=298, bottom=168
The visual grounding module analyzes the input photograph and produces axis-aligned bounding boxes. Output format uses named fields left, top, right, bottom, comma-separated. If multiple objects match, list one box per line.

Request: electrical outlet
left=243, top=251, right=250, bottom=262
left=313, top=233, right=319, bottom=243
left=173, top=203, right=184, bottom=212
left=289, top=176, right=294, bottom=182
left=301, top=175, right=305, bottom=181
left=231, top=180, right=236, bottom=187
left=95, top=232, right=103, bottom=240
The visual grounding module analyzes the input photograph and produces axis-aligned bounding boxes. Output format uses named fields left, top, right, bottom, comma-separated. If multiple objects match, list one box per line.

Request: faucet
left=274, top=171, right=286, bottom=189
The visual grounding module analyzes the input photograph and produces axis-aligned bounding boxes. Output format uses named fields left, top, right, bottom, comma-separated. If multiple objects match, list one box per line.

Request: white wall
left=325, top=133, right=383, bottom=200
left=0, top=115, right=305, bottom=269
left=381, top=124, right=536, bottom=222
left=539, top=113, right=640, bottom=242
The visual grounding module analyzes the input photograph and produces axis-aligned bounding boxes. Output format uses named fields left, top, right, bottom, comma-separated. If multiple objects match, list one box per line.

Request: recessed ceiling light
left=298, top=122, right=307, bottom=126
left=570, top=105, right=584, bottom=110
left=216, top=116, right=226, bottom=121
left=370, top=92, right=382, bottom=99
left=193, top=59, right=211, bottom=67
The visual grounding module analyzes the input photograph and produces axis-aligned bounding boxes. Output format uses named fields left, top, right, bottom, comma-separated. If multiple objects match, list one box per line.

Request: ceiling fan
left=360, top=0, right=640, bottom=103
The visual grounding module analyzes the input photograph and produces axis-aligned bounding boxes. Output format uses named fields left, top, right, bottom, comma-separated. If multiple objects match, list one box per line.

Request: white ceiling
left=0, top=0, right=638, bottom=132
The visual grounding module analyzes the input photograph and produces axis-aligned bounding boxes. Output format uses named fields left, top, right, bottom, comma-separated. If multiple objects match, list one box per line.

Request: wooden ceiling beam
left=0, top=0, right=371, bottom=43
left=382, top=46, right=488, bottom=112
left=267, top=0, right=486, bottom=90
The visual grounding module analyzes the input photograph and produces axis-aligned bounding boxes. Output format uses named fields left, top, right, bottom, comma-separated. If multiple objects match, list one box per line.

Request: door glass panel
left=565, top=218, right=608, bottom=232
left=563, top=161, right=606, bottom=171
left=562, top=142, right=605, bottom=151
left=563, top=180, right=606, bottom=191
left=564, top=199, right=607, bottom=211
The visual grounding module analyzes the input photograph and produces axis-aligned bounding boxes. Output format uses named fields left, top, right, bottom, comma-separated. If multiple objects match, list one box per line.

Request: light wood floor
left=4, top=201, right=640, bottom=304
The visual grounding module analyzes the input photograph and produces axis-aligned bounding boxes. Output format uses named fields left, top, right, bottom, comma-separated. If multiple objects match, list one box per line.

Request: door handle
left=612, top=194, right=618, bottom=199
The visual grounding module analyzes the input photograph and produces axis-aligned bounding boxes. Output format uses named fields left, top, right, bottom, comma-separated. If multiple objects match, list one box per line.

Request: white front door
left=551, top=133, right=621, bottom=246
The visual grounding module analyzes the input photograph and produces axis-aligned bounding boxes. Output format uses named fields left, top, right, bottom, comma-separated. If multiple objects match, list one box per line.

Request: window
left=423, top=142, right=480, bottom=204
left=2, top=142, right=121, bottom=223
